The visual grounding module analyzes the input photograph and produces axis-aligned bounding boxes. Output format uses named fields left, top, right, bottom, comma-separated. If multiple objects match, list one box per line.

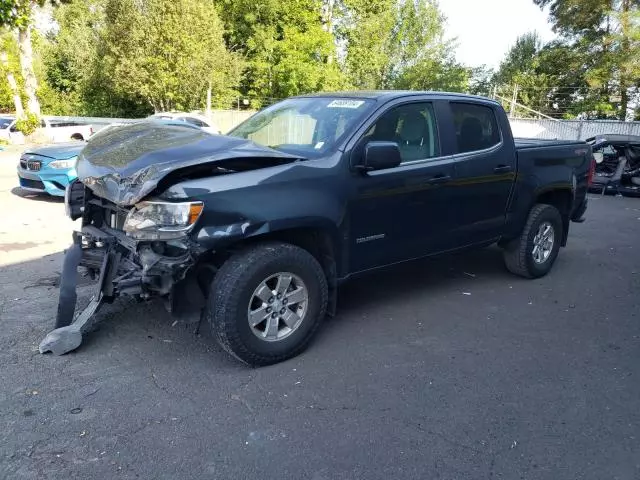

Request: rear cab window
left=450, top=102, right=501, bottom=153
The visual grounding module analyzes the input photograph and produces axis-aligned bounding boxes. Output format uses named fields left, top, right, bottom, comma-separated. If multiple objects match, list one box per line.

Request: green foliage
left=531, top=0, right=640, bottom=119
left=219, top=0, right=348, bottom=105
left=0, top=30, right=24, bottom=112
left=30, top=0, right=471, bottom=116
left=0, top=2, right=71, bottom=29
left=342, top=0, right=459, bottom=90
left=102, top=0, right=243, bottom=112
left=14, top=111, right=39, bottom=134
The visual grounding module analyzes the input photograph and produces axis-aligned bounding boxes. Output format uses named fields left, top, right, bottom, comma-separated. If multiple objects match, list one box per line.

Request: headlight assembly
left=49, top=156, right=78, bottom=169
left=123, top=201, right=204, bottom=240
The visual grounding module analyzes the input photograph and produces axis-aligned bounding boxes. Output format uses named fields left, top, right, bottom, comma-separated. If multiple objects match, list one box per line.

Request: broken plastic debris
left=171, top=321, right=178, bottom=327
left=295, top=381, right=301, bottom=385
left=462, top=292, right=471, bottom=296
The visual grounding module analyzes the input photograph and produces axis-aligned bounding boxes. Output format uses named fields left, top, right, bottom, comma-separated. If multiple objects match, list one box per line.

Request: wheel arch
left=204, top=224, right=341, bottom=316
left=534, top=188, right=573, bottom=246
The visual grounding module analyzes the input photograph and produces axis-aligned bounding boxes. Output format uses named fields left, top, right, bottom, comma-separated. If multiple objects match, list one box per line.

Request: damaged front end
left=40, top=183, right=206, bottom=355
left=40, top=122, right=301, bottom=355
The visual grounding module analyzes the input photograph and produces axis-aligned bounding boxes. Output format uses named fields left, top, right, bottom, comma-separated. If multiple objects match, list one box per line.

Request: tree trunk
left=321, top=0, right=335, bottom=64
left=17, top=26, right=40, bottom=117
left=619, top=0, right=631, bottom=121
left=0, top=51, right=24, bottom=118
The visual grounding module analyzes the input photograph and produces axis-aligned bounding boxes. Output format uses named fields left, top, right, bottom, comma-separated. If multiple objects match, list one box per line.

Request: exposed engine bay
left=589, top=135, right=640, bottom=197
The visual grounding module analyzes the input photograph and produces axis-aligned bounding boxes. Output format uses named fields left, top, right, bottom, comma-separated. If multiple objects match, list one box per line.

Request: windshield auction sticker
left=327, top=99, right=365, bottom=109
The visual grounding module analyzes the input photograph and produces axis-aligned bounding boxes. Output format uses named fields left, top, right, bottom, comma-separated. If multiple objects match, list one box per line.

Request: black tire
left=205, top=242, right=328, bottom=366
left=503, top=204, right=563, bottom=279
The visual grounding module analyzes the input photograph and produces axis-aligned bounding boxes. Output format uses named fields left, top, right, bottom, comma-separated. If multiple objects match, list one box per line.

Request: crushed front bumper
left=39, top=225, right=200, bottom=355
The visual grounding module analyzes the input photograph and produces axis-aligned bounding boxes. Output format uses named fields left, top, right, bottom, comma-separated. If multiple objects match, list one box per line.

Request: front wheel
left=503, top=204, right=563, bottom=279
left=205, top=242, right=328, bottom=366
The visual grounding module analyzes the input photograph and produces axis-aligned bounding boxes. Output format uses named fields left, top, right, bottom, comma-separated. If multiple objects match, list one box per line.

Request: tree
left=218, top=0, right=348, bottom=105
left=0, top=1, right=70, bottom=117
left=42, top=0, right=148, bottom=116
left=101, top=0, right=243, bottom=112
left=0, top=31, right=24, bottom=115
left=342, top=0, right=463, bottom=91
left=533, top=0, right=640, bottom=120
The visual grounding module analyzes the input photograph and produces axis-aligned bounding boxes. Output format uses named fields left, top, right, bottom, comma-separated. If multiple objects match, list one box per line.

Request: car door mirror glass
left=361, top=141, right=402, bottom=172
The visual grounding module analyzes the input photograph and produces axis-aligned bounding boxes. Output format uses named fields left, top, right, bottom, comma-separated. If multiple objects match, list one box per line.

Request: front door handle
left=494, top=165, right=512, bottom=174
left=426, top=174, right=451, bottom=185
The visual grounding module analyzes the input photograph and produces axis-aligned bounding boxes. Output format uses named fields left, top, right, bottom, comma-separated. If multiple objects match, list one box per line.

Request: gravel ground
left=1, top=147, right=639, bottom=479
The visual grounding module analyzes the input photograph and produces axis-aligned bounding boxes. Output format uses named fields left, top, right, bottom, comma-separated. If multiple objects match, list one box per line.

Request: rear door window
left=450, top=102, right=501, bottom=153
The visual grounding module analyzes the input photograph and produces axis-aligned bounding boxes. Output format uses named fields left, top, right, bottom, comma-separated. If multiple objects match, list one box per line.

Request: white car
left=0, top=116, right=93, bottom=144
left=146, top=112, right=221, bottom=134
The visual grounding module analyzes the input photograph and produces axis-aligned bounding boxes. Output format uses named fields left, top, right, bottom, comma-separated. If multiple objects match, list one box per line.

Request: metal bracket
left=39, top=239, right=114, bottom=355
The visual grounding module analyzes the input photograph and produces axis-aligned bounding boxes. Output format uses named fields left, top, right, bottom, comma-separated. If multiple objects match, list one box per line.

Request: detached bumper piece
left=39, top=226, right=195, bottom=355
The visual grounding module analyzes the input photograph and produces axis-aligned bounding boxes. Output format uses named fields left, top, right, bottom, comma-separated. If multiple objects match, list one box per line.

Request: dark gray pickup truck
left=41, top=91, right=593, bottom=365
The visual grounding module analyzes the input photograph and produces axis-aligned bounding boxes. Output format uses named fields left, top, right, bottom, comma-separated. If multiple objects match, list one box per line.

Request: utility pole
left=206, top=81, right=212, bottom=119
left=510, top=84, right=519, bottom=118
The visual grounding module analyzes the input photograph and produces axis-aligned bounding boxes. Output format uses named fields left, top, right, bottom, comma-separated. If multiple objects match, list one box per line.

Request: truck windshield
left=228, top=97, right=374, bottom=157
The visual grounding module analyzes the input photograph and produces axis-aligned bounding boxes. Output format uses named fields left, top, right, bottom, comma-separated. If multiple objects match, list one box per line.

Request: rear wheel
left=205, top=242, right=328, bottom=366
left=503, top=204, right=563, bottom=279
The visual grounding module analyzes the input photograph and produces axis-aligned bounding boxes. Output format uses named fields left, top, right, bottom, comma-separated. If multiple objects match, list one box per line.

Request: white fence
left=45, top=110, right=256, bottom=135
left=509, top=117, right=640, bottom=141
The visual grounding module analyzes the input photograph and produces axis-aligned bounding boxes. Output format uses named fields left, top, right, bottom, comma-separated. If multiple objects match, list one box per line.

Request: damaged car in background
left=40, top=92, right=592, bottom=366
left=588, top=134, right=640, bottom=197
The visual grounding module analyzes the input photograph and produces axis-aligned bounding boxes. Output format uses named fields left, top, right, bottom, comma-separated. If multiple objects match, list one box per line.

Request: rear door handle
left=494, top=165, right=512, bottom=174
left=426, top=174, right=451, bottom=185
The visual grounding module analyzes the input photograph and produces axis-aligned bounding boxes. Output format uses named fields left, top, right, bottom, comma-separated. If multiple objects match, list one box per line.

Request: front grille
left=20, top=178, right=45, bottom=190
left=20, top=156, right=42, bottom=171
left=27, top=160, right=42, bottom=171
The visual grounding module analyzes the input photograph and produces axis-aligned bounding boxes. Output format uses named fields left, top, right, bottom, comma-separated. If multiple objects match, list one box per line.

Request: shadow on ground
left=11, top=186, right=64, bottom=203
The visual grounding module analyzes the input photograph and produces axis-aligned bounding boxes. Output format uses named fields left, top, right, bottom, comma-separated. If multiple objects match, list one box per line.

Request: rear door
left=443, top=101, right=516, bottom=246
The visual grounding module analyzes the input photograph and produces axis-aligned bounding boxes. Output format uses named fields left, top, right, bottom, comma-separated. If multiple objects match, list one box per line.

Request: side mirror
left=358, top=141, right=402, bottom=172
left=593, top=152, right=604, bottom=164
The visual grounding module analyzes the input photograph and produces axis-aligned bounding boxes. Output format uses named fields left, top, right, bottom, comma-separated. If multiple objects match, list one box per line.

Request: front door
left=348, top=101, right=457, bottom=273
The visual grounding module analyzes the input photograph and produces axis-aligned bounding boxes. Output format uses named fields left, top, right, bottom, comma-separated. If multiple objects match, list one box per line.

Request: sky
left=439, top=0, right=556, bottom=69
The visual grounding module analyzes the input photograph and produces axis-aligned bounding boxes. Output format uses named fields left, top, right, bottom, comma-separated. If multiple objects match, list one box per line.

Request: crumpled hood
left=77, top=121, right=299, bottom=206
left=25, top=142, right=86, bottom=160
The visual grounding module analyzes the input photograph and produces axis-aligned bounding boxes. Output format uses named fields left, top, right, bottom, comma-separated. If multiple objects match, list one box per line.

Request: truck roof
left=297, top=90, right=500, bottom=105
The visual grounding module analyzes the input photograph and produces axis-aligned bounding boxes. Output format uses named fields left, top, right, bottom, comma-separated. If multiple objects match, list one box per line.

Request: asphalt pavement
left=1, top=150, right=639, bottom=479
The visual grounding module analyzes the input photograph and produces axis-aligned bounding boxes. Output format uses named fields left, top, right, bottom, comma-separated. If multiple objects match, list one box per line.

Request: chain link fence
left=509, top=117, right=640, bottom=140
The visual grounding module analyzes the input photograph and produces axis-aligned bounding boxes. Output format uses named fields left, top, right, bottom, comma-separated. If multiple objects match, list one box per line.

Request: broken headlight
left=123, top=201, right=204, bottom=240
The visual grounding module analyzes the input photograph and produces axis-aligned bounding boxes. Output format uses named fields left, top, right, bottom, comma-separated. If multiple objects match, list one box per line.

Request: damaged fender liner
left=40, top=225, right=200, bottom=355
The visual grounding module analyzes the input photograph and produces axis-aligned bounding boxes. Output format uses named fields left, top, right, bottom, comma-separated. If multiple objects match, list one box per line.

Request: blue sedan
left=17, top=142, right=85, bottom=196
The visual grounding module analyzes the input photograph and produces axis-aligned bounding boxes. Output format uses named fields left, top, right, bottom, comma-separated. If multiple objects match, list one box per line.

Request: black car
left=41, top=91, right=592, bottom=365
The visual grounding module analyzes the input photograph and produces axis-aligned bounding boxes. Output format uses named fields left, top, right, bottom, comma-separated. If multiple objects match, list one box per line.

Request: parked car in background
left=0, top=116, right=93, bottom=144
left=16, top=118, right=207, bottom=197
left=16, top=142, right=85, bottom=196
left=588, top=134, right=640, bottom=197
left=146, top=112, right=221, bottom=134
